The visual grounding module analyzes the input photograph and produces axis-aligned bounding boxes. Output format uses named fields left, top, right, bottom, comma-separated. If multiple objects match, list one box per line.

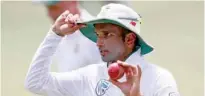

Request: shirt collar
left=125, top=48, right=148, bottom=71
left=106, top=48, right=149, bottom=71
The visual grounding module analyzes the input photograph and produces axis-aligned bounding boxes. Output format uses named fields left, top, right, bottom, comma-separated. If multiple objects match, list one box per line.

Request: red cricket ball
left=108, top=63, right=125, bottom=80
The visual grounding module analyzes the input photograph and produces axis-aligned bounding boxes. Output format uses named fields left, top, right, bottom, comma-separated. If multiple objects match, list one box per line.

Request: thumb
left=72, top=24, right=86, bottom=30
left=78, top=24, right=87, bottom=28
left=72, top=24, right=86, bottom=31
left=108, top=78, right=121, bottom=88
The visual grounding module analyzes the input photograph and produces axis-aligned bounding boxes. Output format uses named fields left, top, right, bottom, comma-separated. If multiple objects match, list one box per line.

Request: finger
left=65, top=13, right=73, bottom=22
left=116, top=60, right=124, bottom=64
left=61, top=10, right=69, bottom=17
left=66, top=22, right=86, bottom=30
left=117, top=61, right=133, bottom=75
left=56, top=10, right=70, bottom=23
left=131, top=65, right=137, bottom=75
left=136, top=65, right=142, bottom=79
left=117, top=61, right=129, bottom=70
left=78, top=23, right=87, bottom=26
left=117, top=61, right=139, bottom=82
left=118, top=62, right=136, bottom=74
left=60, top=10, right=70, bottom=19
left=68, top=13, right=73, bottom=18
left=57, top=18, right=67, bottom=25
left=71, top=25, right=85, bottom=31
left=67, top=14, right=79, bottom=27
left=124, top=67, right=132, bottom=76
left=64, top=20, right=74, bottom=27
left=57, top=18, right=70, bottom=26
left=62, top=10, right=69, bottom=15
left=116, top=60, right=137, bottom=76
left=108, top=78, right=121, bottom=88
left=68, top=14, right=74, bottom=22
left=71, top=14, right=79, bottom=23
left=65, top=15, right=69, bottom=22
left=117, top=60, right=131, bottom=68
left=125, top=67, right=134, bottom=82
left=78, top=24, right=86, bottom=29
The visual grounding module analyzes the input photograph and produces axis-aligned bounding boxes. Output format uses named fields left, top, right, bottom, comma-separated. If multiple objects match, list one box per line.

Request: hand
left=51, top=10, right=86, bottom=37
left=109, top=61, right=142, bottom=96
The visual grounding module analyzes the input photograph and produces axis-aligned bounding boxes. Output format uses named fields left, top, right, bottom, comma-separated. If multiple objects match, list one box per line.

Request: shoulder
left=142, top=63, right=178, bottom=89
left=142, top=64, right=179, bottom=95
left=153, top=64, right=176, bottom=84
left=149, top=64, right=180, bottom=95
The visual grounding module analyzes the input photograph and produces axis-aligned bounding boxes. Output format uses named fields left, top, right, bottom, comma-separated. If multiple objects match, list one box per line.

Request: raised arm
left=25, top=10, right=87, bottom=96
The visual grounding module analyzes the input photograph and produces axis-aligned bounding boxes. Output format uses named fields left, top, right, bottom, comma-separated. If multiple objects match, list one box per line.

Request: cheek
left=105, top=38, right=125, bottom=52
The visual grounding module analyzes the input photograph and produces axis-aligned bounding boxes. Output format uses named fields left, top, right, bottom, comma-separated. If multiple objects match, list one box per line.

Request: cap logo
left=130, top=21, right=136, bottom=26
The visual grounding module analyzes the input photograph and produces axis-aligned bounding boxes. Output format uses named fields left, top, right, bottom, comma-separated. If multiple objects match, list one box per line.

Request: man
left=25, top=3, right=180, bottom=96
left=39, top=1, right=132, bottom=72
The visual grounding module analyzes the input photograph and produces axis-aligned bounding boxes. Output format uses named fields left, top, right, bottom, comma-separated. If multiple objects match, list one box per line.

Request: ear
left=124, top=33, right=136, bottom=48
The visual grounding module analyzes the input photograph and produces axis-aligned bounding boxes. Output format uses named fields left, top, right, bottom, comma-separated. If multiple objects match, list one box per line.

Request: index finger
left=117, top=60, right=141, bottom=77
left=56, top=10, right=70, bottom=21
left=117, top=60, right=136, bottom=69
left=136, top=65, right=142, bottom=79
left=60, top=10, right=70, bottom=17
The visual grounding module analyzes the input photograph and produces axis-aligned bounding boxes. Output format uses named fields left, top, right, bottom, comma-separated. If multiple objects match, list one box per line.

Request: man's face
left=95, top=23, right=126, bottom=62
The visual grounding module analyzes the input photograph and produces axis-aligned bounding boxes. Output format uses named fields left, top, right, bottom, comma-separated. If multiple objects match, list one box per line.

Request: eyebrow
left=95, top=30, right=110, bottom=34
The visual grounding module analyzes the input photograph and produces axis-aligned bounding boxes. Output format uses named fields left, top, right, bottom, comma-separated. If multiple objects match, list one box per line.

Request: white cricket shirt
left=25, top=30, right=180, bottom=96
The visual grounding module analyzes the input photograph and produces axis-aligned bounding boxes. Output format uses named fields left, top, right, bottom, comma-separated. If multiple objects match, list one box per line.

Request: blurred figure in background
left=79, top=1, right=133, bottom=16
left=40, top=1, right=102, bottom=72
left=40, top=1, right=133, bottom=21
left=36, top=1, right=133, bottom=72
left=45, top=1, right=80, bottom=22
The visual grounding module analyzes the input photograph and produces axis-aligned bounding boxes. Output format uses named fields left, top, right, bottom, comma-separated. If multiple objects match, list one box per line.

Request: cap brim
left=78, top=18, right=153, bottom=55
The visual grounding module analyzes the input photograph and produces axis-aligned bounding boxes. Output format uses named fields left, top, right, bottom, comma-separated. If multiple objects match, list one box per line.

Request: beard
left=101, top=52, right=118, bottom=62
left=101, top=47, right=125, bottom=62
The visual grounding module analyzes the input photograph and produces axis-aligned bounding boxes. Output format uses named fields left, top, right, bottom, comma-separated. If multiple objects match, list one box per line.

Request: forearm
left=24, top=29, right=62, bottom=94
left=129, top=85, right=142, bottom=96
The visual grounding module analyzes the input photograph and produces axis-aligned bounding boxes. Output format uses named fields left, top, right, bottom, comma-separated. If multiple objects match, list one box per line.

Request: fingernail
left=71, top=23, right=75, bottom=27
left=117, top=60, right=122, bottom=63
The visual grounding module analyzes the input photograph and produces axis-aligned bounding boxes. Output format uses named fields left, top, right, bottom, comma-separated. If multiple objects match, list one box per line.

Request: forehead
left=94, top=23, right=122, bottom=32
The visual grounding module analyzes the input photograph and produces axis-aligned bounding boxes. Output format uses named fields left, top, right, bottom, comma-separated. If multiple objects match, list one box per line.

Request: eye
left=95, top=33, right=99, bottom=36
left=105, top=33, right=115, bottom=38
left=95, top=32, right=104, bottom=38
left=107, top=33, right=114, bottom=37
left=95, top=31, right=100, bottom=37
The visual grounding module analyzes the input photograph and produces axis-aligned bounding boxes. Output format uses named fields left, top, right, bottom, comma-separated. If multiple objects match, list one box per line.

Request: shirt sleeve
left=24, top=30, right=87, bottom=96
left=54, top=30, right=102, bottom=72
left=153, top=69, right=180, bottom=96
left=54, top=30, right=83, bottom=72
left=155, top=87, right=180, bottom=96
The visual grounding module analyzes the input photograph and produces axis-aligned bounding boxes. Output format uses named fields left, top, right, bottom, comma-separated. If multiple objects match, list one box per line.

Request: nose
left=97, top=38, right=104, bottom=48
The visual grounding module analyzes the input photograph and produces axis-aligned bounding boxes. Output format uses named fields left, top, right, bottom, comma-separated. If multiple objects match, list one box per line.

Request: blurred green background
left=1, top=1, right=204, bottom=96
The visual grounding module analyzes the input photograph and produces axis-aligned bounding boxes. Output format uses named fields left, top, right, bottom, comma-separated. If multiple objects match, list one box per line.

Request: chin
left=101, top=56, right=116, bottom=62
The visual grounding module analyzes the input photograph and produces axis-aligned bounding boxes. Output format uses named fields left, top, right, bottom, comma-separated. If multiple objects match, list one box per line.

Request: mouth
left=100, top=50, right=109, bottom=57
